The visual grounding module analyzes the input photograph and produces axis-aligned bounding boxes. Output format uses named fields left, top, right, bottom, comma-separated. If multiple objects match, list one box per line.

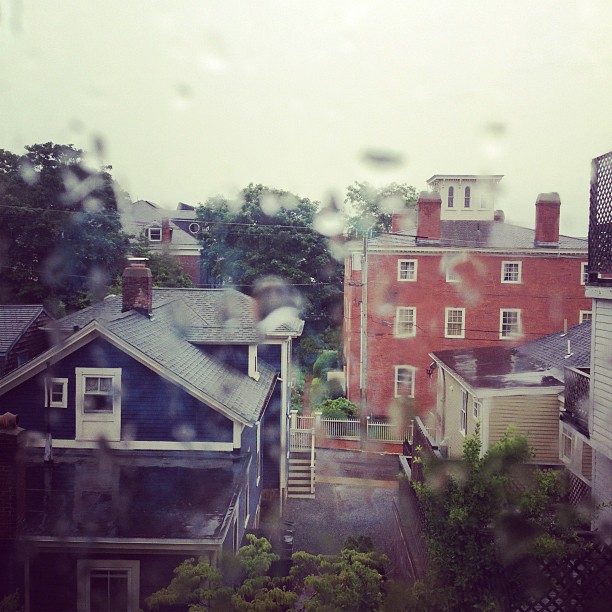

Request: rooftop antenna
left=564, top=339, right=574, bottom=359
left=561, top=319, right=567, bottom=337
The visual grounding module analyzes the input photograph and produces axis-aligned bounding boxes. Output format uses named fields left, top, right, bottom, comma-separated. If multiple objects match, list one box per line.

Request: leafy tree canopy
left=344, top=181, right=418, bottom=238
left=196, top=183, right=343, bottom=330
left=0, top=143, right=130, bottom=313
left=410, top=427, right=586, bottom=610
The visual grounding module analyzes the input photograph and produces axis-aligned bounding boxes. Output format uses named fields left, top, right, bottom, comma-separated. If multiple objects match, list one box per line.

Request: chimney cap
left=418, top=190, right=442, bottom=202
left=536, top=192, right=561, bottom=204
left=127, top=257, right=149, bottom=267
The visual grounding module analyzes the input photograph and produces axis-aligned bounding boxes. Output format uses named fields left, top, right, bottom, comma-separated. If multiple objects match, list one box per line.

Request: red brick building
left=343, top=175, right=590, bottom=421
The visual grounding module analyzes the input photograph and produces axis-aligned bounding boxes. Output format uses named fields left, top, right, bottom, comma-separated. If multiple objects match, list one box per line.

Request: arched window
left=448, top=186, right=454, bottom=208
left=464, top=186, right=471, bottom=208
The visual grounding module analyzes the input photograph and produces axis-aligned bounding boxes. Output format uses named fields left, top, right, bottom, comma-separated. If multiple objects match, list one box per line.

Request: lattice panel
left=564, top=368, right=590, bottom=432
left=589, top=152, right=612, bottom=278
left=566, top=471, right=591, bottom=507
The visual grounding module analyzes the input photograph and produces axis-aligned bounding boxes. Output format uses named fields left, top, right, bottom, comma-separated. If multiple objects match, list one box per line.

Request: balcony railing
left=562, top=366, right=590, bottom=437
left=588, top=151, right=612, bottom=282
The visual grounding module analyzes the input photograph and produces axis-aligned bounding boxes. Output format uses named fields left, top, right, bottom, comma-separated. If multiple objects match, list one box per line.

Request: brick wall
left=346, top=252, right=590, bottom=417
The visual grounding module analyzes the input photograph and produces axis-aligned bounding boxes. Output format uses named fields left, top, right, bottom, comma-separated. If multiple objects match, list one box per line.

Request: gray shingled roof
left=0, top=305, right=47, bottom=354
left=369, top=220, right=587, bottom=251
left=53, top=287, right=302, bottom=423
left=432, top=321, right=591, bottom=391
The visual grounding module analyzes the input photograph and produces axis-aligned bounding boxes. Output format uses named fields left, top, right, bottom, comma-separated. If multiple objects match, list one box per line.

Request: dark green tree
left=196, top=184, right=343, bottom=330
left=344, top=181, right=418, bottom=238
left=0, top=143, right=130, bottom=313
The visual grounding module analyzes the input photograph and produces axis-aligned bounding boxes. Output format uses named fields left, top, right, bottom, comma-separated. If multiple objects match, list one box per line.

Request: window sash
left=500, top=309, right=521, bottom=338
left=398, top=260, right=417, bottom=281
left=448, top=186, right=454, bottom=208
left=464, top=186, right=471, bottom=208
left=460, top=391, right=468, bottom=433
left=46, top=377, right=68, bottom=408
left=501, top=262, right=521, bottom=283
left=395, top=307, right=416, bottom=337
left=445, top=308, right=465, bottom=338
left=580, top=310, right=592, bottom=323
left=581, top=262, right=588, bottom=285
left=148, top=227, right=162, bottom=241
left=395, top=366, right=415, bottom=398
left=83, top=376, right=114, bottom=413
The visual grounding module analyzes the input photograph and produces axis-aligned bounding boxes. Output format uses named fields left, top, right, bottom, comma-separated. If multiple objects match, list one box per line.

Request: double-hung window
left=445, top=308, right=465, bottom=338
left=78, top=559, right=139, bottom=612
left=464, top=186, right=471, bottom=208
left=561, top=429, right=573, bottom=461
left=447, top=186, right=454, bottom=208
left=76, top=368, right=121, bottom=441
left=473, top=400, right=481, bottom=420
left=395, top=307, right=416, bottom=337
left=580, top=262, right=588, bottom=285
left=501, top=261, right=522, bottom=283
left=579, top=310, right=592, bottom=324
left=46, top=377, right=68, bottom=408
left=147, top=226, right=161, bottom=241
left=394, top=366, right=415, bottom=398
left=500, top=309, right=522, bottom=339
left=398, top=259, right=417, bottom=281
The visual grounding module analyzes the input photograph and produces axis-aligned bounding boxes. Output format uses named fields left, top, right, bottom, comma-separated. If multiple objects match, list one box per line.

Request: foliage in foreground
left=146, top=534, right=387, bottom=612
left=409, top=427, right=587, bottom=610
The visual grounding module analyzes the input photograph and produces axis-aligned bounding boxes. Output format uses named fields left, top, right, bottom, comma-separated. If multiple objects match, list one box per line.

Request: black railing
left=588, top=151, right=612, bottom=283
left=562, top=366, right=590, bottom=437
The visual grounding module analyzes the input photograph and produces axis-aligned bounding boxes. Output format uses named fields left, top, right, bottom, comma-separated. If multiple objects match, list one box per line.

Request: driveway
left=282, top=448, right=402, bottom=573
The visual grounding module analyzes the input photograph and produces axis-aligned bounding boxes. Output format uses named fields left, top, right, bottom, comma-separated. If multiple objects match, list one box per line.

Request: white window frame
left=244, top=481, right=250, bottom=528
left=464, top=186, right=471, bottom=208
left=561, top=428, right=573, bottom=461
left=501, top=261, right=522, bottom=284
left=446, top=267, right=460, bottom=283
left=397, top=259, right=417, bottom=282
left=447, top=186, right=454, bottom=208
left=45, top=377, right=68, bottom=408
left=499, top=309, right=522, bottom=340
left=444, top=307, right=465, bottom=339
left=394, top=365, right=415, bottom=398
left=256, top=421, right=261, bottom=486
left=77, top=559, right=140, bottom=612
left=580, top=262, right=588, bottom=285
left=147, top=225, right=162, bottom=241
left=473, top=400, right=481, bottom=420
left=579, top=310, right=592, bottom=324
left=395, top=307, right=416, bottom=338
left=76, top=368, right=122, bottom=442
left=460, top=390, right=468, bottom=435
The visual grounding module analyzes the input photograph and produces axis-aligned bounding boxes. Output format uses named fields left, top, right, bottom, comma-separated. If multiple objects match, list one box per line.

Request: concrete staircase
left=287, top=451, right=315, bottom=498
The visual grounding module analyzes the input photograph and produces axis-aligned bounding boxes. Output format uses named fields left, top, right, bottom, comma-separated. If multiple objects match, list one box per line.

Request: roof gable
left=0, top=305, right=50, bottom=354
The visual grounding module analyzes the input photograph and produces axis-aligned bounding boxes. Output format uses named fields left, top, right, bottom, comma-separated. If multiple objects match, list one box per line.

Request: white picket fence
left=294, top=413, right=413, bottom=443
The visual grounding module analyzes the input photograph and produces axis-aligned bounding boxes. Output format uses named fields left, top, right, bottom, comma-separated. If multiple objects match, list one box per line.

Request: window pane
left=90, top=570, right=129, bottom=612
left=99, top=377, right=112, bottom=392
left=84, top=394, right=113, bottom=413
left=85, top=377, right=99, bottom=392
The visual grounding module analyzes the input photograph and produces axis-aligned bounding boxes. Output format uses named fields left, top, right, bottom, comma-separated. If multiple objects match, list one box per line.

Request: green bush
left=312, top=350, right=339, bottom=380
left=318, top=397, right=358, bottom=419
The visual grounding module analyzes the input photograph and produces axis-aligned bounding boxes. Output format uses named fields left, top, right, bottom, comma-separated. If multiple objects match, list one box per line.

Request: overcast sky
left=2, top=0, right=612, bottom=235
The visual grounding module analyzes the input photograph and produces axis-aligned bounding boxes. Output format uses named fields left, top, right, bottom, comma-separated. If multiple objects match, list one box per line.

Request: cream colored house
left=428, top=322, right=591, bottom=463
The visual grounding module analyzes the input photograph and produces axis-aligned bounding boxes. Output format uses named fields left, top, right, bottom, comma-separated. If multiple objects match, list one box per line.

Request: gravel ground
left=282, top=448, right=402, bottom=572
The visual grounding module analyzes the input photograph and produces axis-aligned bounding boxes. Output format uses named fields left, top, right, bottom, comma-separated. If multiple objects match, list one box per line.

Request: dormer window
left=148, top=226, right=161, bottom=241
left=447, top=186, right=454, bottom=208
left=464, top=186, right=471, bottom=208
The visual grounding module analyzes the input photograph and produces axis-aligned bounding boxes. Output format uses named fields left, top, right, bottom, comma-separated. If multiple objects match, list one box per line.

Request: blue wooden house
left=0, top=260, right=302, bottom=611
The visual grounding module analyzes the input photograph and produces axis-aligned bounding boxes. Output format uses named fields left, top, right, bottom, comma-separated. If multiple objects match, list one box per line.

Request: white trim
left=26, top=536, right=224, bottom=551
left=248, top=345, right=260, bottom=381
left=244, top=480, right=251, bottom=529
left=473, top=399, right=481, bottom=420
left=76, top=367, right=121, bottom=442
left=444, top=307, right=465, bottom=338
left=26, top=438, right=234, bottom=452
left=256, top=421, right=261, bottom=486
left=394, top=365, right=415, bottom=398
left=580, top=262, right=588, bottom=285
left=45, top=377, right=68, bottom=408
left=446, top=267, right=460, bottom=283
left=233, top=421, right=243, bottom=449
left=501, top=260, right=522, bottom=284
left=394, top=306, right=416, bottom=337
left=460, top=390, right=468, bottom=435
left=579, top=310, right=592, bottom=324
left=560, top=427, right=574, bottom=462
left=147, top=226, right=162, bottom=241
left=397, top=259, right=418, bottom=281
left=499, top=308, right=522, bottom=339
left=77, top=559, right=140, bottom=612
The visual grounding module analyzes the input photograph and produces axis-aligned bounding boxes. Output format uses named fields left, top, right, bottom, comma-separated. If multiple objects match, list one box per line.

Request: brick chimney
left=416, top=191, right=442, bottom=243
left=0, top=418, right=26, bottom=540
left=390, top=209, right=413, bottom=233
left=162, top=218, right=173, bottom=243
left=535, top=193, right=561, bottom=246
left=122, top=258, right=153, bottom=315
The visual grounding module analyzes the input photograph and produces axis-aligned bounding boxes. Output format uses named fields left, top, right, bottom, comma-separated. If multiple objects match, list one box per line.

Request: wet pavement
left=282, top=448, right=401, bottom=571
